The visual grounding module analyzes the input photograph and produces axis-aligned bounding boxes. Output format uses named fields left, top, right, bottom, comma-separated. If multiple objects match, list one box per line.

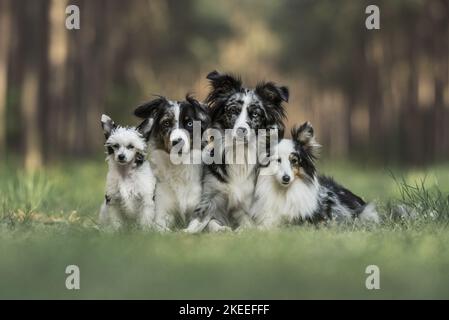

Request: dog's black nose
left=236, top=127, right=248, bottom=137
left=171, top=138, right=183, bottom=147
left=282, top=175, right=291, bottom=183
left=118, top=154, right=125, bottom=161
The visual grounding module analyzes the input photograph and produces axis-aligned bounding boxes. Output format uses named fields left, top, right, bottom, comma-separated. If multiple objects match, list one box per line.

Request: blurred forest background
left=0, top=0, right=448, bottom=170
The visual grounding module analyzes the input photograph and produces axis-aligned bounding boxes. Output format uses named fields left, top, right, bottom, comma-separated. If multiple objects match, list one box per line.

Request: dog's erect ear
left=101, top=114, right=116, bottom=139
left=134, top=97, right=167, bottom=119
left=292, top=122, right=314, bottom=145
left=136, top=118, right=154, bottom=141
left=186, top=94, right=210, bottom=127
left=206, top=70, right=242, bottom=104
left=291, top=122, right=320, bottom=159
left=256, top=82, right=289, bottom=103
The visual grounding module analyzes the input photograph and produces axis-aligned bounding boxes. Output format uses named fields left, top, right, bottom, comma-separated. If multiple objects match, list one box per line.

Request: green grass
left=1, top=160, right=449, bottom=299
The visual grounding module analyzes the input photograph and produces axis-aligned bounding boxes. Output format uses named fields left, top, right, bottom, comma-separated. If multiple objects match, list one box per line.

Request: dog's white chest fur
left=251, top=174, right=319, bottom=228
left=150, top=150, right=202, bottom=229
left=100, top=161, right=156, bottom=229
left=221, top=143, right=258, bottom=225
left=226, top=163, right=256, bottom=211
left=106, top=165, right=152, bottom=215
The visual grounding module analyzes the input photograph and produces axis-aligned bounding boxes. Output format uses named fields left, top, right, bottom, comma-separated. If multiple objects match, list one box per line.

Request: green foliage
left=386, top=174, right=449, bottom=225
left=1, top=172, right=51, bottom=227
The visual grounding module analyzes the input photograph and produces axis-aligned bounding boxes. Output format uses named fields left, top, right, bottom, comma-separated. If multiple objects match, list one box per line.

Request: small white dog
left=99, top=114, right=156, bottom=230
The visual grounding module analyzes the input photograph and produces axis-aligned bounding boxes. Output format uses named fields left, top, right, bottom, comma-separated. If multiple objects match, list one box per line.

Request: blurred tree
left=1, top=0, right=448, bottom=166
left=19, top=0, right=49, bottom=171
left=273, top=0, right=449, bottom=165
left=46, top=0, right=68, bottom=160
left=0, top=0, right=11, bottom=156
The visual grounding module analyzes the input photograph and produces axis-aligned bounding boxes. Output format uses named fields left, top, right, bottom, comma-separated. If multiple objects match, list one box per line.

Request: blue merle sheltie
left=250, top=122, right=379, bottom=228
left=134, top=95, right=210, bottom=230
left=185, top=70, right=289, bottom=232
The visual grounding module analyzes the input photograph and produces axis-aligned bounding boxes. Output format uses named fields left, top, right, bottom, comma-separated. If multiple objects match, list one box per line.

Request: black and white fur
left=251, top=122, right=379, bottom=228
left=186, top=70, right=288, bottom=232
left=99, top=115, right=156, bottom=230
left=134, top=95, right=210, bottom=230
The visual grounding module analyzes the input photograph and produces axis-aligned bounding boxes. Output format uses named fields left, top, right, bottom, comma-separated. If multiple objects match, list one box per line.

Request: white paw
left=207, top=220, right=232, bottom=233
left=183, top=218, right=208, bottom=234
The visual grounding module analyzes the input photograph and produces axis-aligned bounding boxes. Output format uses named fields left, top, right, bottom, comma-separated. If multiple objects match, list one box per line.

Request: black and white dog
left=186, top=71, right=288, bottom=232
left=250, top=122, right=379, bottom=227
left=134, top=95, right=210, bottom=230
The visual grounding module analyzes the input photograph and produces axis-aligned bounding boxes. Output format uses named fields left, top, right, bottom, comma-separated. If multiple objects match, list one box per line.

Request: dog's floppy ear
left=136, top=118, right=154, bottom=141
left=101, top=114, right=116, bottom=139
left=206, top=70, right=242, bottom=105
left=186, top=94, right=210, bottom=128
left=291, top=122, right=321, bottom=159
left=256, top=82, right=288, bottom=131
left=134, top=96, right=167, bottom=119
left=255, top=82, right=289, bottom=103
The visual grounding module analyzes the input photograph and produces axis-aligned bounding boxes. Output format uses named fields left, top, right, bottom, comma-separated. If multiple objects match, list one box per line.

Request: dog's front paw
left=207, top=220, right=232, bottom=233
left=183, top=218, right=208, bottom=234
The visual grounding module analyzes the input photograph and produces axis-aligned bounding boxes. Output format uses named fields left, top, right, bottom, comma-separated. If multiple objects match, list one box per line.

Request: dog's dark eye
left=113, top=144, right=119, bottom=149
left=277, top=158, right=281, bottom=163
left=250, top=107, right=262, bottom=117
left=163, top=120, right=171, bottom=127
left=290, top=158, right=298, bottom=165
left=227, top=105, right=240, bottom=114
left=127, top=144, right=134, bottom=149
left=251, top=112, right=259, bottom=118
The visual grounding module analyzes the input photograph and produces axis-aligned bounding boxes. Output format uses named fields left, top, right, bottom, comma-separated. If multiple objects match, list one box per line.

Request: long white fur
left=150, top=148, right=203, bottom=230
left=99, top=119, right=156, bottom=230
left=148, top=100, right=203, bottom=231
left=222, top=139, right=259, bottom=228
left=251, top=140, right=320, bottom=228
left=251, top=139, right=379, bottom=227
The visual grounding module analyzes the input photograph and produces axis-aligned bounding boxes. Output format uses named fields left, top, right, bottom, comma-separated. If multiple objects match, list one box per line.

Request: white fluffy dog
left=99, top=114, right=156, bottom=230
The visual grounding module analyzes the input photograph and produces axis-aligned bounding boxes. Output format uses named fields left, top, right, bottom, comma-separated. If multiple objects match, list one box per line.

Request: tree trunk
left=19, top=0, right=49, bottom=171
left=21, top=64, right=42, bottom=171
left=431, top=0, right=449, bottom=161
left=0, top=0, right=11, bottom=157
left=47, top=0, right=68, bottom=160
